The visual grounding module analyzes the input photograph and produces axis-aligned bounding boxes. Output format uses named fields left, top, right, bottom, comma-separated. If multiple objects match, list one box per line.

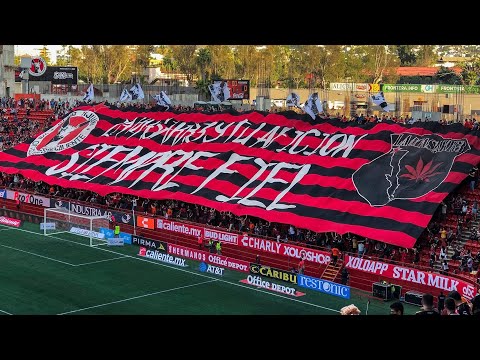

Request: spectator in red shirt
left=298, top=256, right=305, bottom=274
left=331, top=247, right=340, bottom=266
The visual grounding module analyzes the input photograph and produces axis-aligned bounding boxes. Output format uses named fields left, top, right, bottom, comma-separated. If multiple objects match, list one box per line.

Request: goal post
left=43, top=207, right=110, bottom=246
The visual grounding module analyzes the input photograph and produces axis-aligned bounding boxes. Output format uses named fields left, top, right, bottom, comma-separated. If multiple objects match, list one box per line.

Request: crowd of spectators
left=0, top=100, right=53, bottom=152
left=0, top=116, right=42, bottom=151
left=388, top=290, right=480, bottom=316
left=0, top=96, right=81, bottom=151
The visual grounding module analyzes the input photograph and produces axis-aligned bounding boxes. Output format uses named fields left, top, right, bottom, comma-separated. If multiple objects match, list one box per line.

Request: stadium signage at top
left=381, top=84, right=480, bottom=94
left=329, top=83, right=380, bottom=92
left=331, top=83, right=480, bottom=94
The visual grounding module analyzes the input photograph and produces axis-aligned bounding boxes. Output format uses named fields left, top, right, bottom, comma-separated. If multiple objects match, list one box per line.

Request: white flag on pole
left=120, top=88, right=133, bottom=102
left=286, top=92, right=301, bottom=108
left=208, top=83, right=221, bottom=102
left=208, top=81, right=230, bottom=102
left=303, top=92, right=323, bottom=119
left=153, top=91, right=172, bottom=109
left=129, top=83, right=144, bottom=100
left=83, top=84, right=94, bottom=102
left=371, top=91, right=391, bottom=112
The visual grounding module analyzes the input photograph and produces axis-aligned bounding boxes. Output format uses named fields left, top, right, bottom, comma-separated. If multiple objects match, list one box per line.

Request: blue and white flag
left=208, top=81, right=230, bottom=103
left=153, top=91, right=172, bottom=109
left=286, top=92, right=300, bottom=108
left=129, top=83, right=145, bottom=100
left=303, top=92, right=323, bottom=119
left=371, top=91, right=391, bottom=112
left=120, top=88, right=132, bottom=102
left=82, top=84, right=94, bottom=102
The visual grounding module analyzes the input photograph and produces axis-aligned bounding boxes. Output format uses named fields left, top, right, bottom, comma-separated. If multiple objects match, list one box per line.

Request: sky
left=15, top=45, right=72, bottom=64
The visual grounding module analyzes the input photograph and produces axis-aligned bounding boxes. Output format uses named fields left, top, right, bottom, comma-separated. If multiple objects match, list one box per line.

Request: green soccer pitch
left=0, top=222, right=420, bottom=315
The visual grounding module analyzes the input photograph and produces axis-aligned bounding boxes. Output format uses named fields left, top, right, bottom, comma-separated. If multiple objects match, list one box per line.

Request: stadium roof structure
left=395, top=66, right=462, bottom=77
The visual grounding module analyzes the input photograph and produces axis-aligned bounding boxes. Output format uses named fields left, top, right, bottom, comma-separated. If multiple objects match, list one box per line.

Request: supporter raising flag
left=153, top=91, right=172, bottom=110
left=130, top=83, right=145, bottom=100
left=83, top=84, right=94, bottom=102
left=286, top=92, right=300, bottom=108
left=120, top=88, right=133, bottom=102
left=371, top=91, right=391, bottom=112
left=303, top=92, right=323, bottom=120
left=208, top=81, right=230, bottom=103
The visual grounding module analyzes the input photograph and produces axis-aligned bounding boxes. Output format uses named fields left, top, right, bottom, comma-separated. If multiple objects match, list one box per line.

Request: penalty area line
left=0, top=242, right=76, bottom=266
left=73, top=256, right=128, bottom=267
left=57, top=279, right=217, bottom=315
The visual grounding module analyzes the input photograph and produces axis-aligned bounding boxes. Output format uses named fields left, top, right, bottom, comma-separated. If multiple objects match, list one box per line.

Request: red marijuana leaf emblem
left=400, top=158, right=443, bottom=182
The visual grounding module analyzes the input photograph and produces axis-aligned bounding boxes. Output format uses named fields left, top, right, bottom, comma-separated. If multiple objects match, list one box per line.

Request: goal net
left=43, top=207, right=110, bottom=246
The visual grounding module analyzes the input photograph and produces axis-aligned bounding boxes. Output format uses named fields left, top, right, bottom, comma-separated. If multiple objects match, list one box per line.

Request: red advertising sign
left=167, top=243, right=249, bottom=272
left=137, top=216, right=155, bottom=229
left=0, top=216, right=21, bottom=228
left=344, top=254, right=476, bottom=299
left=203, top=227, right=238, bottom=245
left=239, top=235, right=331, bottom=265
left=156, top=218, right=203, bottom=238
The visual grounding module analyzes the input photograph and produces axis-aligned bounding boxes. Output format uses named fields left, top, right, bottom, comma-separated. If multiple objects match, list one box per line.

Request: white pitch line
left=1, top=225, right=339, bottom=314
left=0, top=243, right=76, bottom=266
left=0, top=309, right=12, bottom=315
left=57, top=279, right=217, bottom=315
left=0, top=228, right=14, bottom=232
left=74, top=256, right=128, bottom=267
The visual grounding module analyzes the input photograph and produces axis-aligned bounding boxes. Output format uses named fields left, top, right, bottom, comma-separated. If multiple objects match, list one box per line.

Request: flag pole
left=132, top=200, right=137, bottom=236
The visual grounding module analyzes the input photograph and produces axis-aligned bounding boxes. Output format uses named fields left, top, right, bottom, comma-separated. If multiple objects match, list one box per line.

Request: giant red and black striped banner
left=1, top=104, right=479, bottom=248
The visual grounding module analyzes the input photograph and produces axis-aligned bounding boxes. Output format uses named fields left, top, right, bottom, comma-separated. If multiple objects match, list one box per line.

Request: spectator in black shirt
left=340, top=267, right=349, bottom=285
left=469, top=167, right=477, bottom=191
left=438, top=291, right=446, bottom=313
left=413, top=249, right=420, bottom=265
left=472, top=295, right=480, bottom=316
left=445, top=298, right=458, bottom=315
left=452, top=246, right=461, bottom=261
left=448, top=290, right=471, bottom=316
left=416, top=294, right=440, bottom=315
left=389, top=302, right=404, bottom=315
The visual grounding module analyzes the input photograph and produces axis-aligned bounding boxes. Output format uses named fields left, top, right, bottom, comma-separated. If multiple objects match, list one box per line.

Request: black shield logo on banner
left=352, top=133, right=470, bottom=207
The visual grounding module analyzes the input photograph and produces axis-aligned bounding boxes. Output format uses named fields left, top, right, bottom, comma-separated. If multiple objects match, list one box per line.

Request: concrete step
left=324, top=271, right=337, bottom=276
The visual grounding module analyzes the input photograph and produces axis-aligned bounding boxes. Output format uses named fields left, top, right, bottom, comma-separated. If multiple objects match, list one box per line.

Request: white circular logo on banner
left=28, top=56, right=47, bottom=77
left=27, top=110, right=99, bottom=156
